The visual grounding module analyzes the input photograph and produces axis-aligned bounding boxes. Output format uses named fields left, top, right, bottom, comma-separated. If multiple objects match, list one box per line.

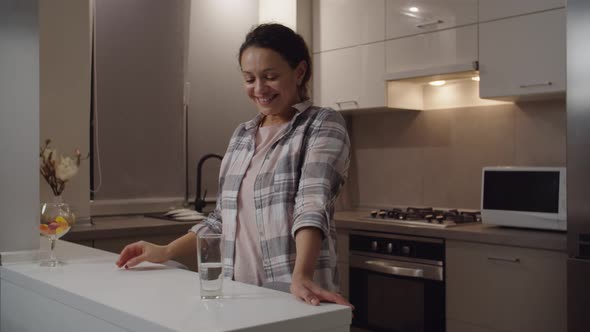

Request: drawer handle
left=335, top=100, right=359, bottom=109
left=519, top=81, right=552, bottom=88
left=487, top=256, right=521, bottom=263
left=416, top=19, right=443, bottom=28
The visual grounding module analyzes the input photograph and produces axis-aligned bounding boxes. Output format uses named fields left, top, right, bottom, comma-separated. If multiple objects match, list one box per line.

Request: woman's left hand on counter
left=290, top=276, right=354, bottom=308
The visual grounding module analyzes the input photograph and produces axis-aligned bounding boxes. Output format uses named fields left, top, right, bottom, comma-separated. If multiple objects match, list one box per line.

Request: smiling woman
left=240, top=47, right=304, bottom=125
left=238, top=23, right=312, bottom=127
left=117, top=23, right=353, bottom=310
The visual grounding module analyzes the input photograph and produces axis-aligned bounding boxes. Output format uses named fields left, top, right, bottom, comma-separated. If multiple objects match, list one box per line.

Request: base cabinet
left=336, top=230, right=350, bottom=299
left=447, top=319, right=503, bottom=332
left=446, top=240, right=566, bottom=332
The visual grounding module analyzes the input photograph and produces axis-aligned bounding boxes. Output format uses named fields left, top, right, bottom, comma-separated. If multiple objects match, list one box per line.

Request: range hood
left=384, top=62, right=479, bottom=82
left=384, top=61, right=511, bottom=111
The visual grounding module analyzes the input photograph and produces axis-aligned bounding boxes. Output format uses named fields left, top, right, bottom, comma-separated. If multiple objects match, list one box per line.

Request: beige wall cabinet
left=313, top=42, right=386, bottom=110
left=479, top=9, right=565, bottom=100
left=336, top=230, right=350, bottom=299
left=446, top=240, right=566, bottom=332
left=385, top=0, right=477, bottom=40
left=385, top=24, right=477, bottom=76
left=478, top=0, right=565, bottom=22
left=312, top=0, right=385, bottom=52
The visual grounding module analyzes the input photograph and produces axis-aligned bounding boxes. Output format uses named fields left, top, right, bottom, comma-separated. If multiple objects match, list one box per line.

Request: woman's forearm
left=165, top=232, right=197, bottom=260
left=293, top=227, right=323, bottom=280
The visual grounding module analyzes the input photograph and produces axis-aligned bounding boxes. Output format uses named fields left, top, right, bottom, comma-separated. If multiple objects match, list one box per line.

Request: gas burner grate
left=368, top=207, right=482, bottom=227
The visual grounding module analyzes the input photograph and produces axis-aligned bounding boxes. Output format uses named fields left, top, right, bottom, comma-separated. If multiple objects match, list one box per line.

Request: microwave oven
left=481, top=166, right=566, bottom=231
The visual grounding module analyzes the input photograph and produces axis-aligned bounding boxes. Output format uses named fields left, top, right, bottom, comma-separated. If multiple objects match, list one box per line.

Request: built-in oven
left=349, top=231, right=445, bottom=332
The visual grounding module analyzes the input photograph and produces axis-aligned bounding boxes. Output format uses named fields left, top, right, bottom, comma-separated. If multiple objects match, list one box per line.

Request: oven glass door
left=350, top=265, right=444, bottom=332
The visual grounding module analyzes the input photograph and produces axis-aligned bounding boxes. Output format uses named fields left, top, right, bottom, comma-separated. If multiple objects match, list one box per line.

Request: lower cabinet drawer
left=446, top=240, right=566, bottom=332
left=447, top=318, right=503, bottom=332
left=337, top=262, right=349, bottom=299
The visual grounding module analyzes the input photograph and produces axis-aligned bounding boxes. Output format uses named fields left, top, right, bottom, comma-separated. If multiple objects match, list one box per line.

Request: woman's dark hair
left=239, top=23, right=312, bottom=101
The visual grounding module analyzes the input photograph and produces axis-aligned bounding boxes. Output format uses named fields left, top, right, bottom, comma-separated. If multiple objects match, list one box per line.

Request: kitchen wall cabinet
left=336, top=231, right=349, bottom=299
left=478, top=0, right=565, bottom=22
left=385, top=0, right=477, bottom=40
left=313, top=42, right=386, bottom=111
left=479, top=9, right=565, bottom=100
left=446, top=240, right=566, bottom=332
left=312, top=0, right=385, bottom=53
left=385, top=24, right=477, bottom=76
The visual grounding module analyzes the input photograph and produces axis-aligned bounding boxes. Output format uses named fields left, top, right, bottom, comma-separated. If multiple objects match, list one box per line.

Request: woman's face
left=240, top=47, right=306, bottom=118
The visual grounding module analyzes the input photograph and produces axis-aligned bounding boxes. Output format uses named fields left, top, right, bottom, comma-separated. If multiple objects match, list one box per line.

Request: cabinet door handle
left=416, top=19, right=443, bottom=28
left=487, top=256, right=521, bottom=263
left=519, top=81, right=553, bottom=88
left=335, top=100, right=359, bottom=109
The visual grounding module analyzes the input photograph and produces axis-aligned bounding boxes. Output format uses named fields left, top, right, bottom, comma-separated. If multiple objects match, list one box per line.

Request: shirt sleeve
left=189, top=192, right=223, bottom=235
left=291, top=109, right=351, bottom=239
left=189, top=124, right=245, bottom=235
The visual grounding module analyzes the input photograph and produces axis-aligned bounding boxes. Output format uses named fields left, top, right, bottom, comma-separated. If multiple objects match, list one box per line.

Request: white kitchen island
left=0, top=239, right=351, bottom=332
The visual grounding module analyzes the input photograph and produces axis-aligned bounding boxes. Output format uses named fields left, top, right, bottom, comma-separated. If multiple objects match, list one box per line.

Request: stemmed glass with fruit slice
left=39, top=196, right=75, bottom=267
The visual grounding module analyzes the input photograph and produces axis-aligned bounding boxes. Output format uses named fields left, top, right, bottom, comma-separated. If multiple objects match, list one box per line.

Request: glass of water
left=197, top=233, right=223, bottom=299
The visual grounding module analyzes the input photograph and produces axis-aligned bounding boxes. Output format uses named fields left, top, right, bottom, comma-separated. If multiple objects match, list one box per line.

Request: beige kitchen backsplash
left=337, top=99, right=565, bottom=210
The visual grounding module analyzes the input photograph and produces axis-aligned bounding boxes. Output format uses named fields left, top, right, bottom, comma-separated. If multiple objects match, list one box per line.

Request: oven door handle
left=363, top=260, right=424, bottom=278
left=349, top=255, right=444, bottom=281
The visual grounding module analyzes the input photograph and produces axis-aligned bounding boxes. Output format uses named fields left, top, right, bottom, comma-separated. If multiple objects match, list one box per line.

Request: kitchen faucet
left=195, top=153, right=223, bottom=212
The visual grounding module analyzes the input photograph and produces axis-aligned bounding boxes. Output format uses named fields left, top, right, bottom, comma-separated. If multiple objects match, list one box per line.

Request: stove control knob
left=402, top=245, right=411, bottom=255
left=371, top=241, right=378, bottom=252
left=387, top=243, right=393, bottom=254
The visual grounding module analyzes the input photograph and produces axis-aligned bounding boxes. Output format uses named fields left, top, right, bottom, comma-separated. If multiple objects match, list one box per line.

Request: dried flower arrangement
left=39, top=139, right=87, bottom=196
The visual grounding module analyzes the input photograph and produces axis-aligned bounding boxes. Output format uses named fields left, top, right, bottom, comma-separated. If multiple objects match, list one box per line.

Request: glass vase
left=40, top=195, right=75, bottom=267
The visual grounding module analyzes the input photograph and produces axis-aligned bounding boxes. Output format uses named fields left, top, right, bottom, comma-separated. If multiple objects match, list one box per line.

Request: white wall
left=0, top=0, right=40, bottom=251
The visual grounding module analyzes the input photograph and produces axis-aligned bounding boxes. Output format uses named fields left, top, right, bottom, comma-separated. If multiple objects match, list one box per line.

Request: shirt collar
left=244, top=99, right=313, bottom=130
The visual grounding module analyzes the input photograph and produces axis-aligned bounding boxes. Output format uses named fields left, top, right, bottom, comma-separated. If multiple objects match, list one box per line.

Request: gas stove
left=359, top=207, right=482, bottom=228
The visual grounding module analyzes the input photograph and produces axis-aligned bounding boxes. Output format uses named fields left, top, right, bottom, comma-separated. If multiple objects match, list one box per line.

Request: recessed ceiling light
left=471, top=76, right=480, bottom=81
left=409, top=6, right=419, bottom=12
left=428, top=80, right=446, bottom=86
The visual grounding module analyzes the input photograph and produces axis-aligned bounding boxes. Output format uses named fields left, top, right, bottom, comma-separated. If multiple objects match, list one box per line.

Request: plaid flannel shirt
left=190, top=100, right=350, bottom=292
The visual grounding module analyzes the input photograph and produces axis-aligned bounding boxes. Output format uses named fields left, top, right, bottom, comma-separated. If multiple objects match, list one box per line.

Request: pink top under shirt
left=233, top=121, right=289, bottom=286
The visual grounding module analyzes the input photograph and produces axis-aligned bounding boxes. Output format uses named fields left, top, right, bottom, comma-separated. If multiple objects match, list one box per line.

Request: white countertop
left=0, top=239, right=351, bottom=332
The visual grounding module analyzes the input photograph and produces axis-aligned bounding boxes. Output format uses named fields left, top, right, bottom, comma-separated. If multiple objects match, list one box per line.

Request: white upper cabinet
left=312, top=0, right=385, bottom=53
left=385, top=0, right=478, bottom=40
left=479, top=0, right=565, bottom=22
left=313, top=42, right=386, bottom=110
left=385, top=24, right=477, bottom=75
left=479, top=9, right=565, bottom=100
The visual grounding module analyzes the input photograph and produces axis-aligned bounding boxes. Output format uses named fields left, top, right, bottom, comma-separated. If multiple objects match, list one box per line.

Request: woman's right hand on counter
left=115, top=241, right=170, bottom=269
